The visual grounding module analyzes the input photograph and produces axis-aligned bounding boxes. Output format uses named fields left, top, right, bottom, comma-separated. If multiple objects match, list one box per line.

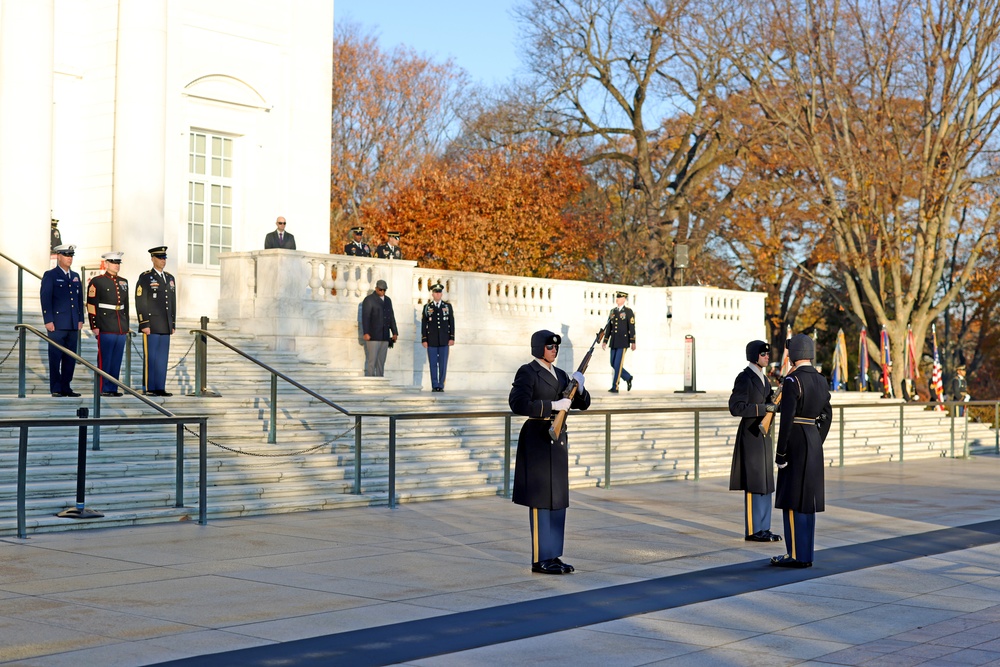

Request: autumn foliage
left=361, top=143, right=606, bottom=279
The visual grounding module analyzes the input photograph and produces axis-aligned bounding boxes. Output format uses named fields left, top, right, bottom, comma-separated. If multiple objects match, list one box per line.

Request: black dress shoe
left=608, top=388, right=619, bottom=393
left=51, top=393, right=64, bottom=397
left=101, top=392, right=124, bottom=397
left=64, top=391, right=81, bottom=397
left=552, top=557, right=575, bottom=573
left=626, top=378, right=632, bottom=391
left=762, top=530, right=782, bottom=542
left=531, top=560, right=567, bottom=574
left=769, top=554, right=812, bottom=568
left=158, top=391, right=173, bottom=397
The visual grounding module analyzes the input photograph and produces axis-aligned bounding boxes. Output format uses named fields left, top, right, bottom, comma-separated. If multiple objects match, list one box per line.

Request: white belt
left=99, top=303, right=124, bottom=310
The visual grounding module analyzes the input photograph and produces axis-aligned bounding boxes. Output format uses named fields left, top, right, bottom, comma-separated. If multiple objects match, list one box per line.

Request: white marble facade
left=0, top=0, right=334, bottom=317
left=219, top=251, right=767, bottom=392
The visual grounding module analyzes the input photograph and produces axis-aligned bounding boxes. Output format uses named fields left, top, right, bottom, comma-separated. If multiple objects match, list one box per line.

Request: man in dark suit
left=40, top=244, right=84, bottom=396
left=421, top=282, right=454, bottom=391
left=135, top=246, right=176, bottom=396
left=264, top=216, right=296, bottom=249
left=344, top=226, right=372, bottom=256
left=772, top=334, right=832, bottom=568
left=361, top=279, right=397, bottom=376
left=601, top=290, right=636, bottom=392
left=729, top=340, right=781, bottom=542
left=509, top=330, right=591, bottom=574
left=87, top=251, right=130, bottom=396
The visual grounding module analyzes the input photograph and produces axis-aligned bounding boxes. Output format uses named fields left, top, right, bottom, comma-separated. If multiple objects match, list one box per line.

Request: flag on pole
left=931, top=324, right=945, bottom=408
left=859, top=327, right=869, bottom=391
left=779, top=324, right=792, bottom=377
left=879, top=325, right=893, bottom=397
left=904, top=326, right=919, bottom=381
left=832, top=328, right=849, bottom=391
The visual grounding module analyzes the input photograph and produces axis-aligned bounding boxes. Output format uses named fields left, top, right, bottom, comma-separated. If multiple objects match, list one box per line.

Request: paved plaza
left=3, top=455, right=1000, bottom=666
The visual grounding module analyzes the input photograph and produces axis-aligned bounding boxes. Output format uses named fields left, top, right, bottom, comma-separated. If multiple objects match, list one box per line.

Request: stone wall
left=218, top=250, right=767, bottom=392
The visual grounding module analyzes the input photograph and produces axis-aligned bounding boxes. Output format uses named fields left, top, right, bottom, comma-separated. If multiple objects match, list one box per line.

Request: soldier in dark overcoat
left=600, top=291, right=636, bottom=392
left=87, top=251, right=129, bottom=395
left=135, top=246, right=176, bottom=396
left=509, top=330, right=591, bottom=574
left=374, top=231, right=403, bottom=259
left=344, top=226, right=372, bottom=256
left=729, top=340, right=781, bottom=542
left=771, top=334, right=832, bottom=568
left=39, top=244, right=84, bottom=396
left=421, top=283, right=454, bottom=392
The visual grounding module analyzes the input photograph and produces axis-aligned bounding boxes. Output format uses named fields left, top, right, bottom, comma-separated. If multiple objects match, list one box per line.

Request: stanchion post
left=693, top=410, right=700, bottom=481
left=503, top=415, right=511, bottom=498
left=56, top=408, right=104, bottom=520
left=17, top=325, right=26, bottom=398
left=388, top=416, right=397, bottom=509
left=17, top=426, right=28, bottom=538
left=176, top=424, right=185, bottom=507
left=92, top=374, right=101, bottom=451
left=199, top=419, right=207, bottom=525
left=268, top=374, right=277, bottom=444
left=354, top=416, right=362, bottom=494
left=604, top=412, right=612, bottom=489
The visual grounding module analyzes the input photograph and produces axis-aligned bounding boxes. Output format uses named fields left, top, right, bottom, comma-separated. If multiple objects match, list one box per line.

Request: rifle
left=761, top=386, right=781, bottom=435
left=549, top=315, right=612, bottom=441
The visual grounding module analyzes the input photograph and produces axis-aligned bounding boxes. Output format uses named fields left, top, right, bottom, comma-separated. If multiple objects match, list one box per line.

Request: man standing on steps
left=601, top=291, right=635, bottom=392
left=87, top=251, right=130, bottom=396
left=421, top=282, right=454, bottom=392
left=40, top=244, right=84, bottom=397
left=135, top=246, right=176, bottom=396
left=361, top=279, right=398, bottom=376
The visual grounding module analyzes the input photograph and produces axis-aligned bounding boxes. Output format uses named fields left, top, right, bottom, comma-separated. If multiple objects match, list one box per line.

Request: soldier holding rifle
left=728, top=340, right=781, bottom=542
left=509, top=330, right=591, bottom=575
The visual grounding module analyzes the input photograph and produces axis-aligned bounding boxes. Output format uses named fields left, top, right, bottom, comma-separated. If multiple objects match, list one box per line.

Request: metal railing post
left=268, top=374, right=277, bottom=444
left=17, top=267, right=24, bottom=323
left=354, top=416, right=362, bottom=494
left=693, top=410, right=700, bottom=481
left=963, top=409, right=969, bottom=459
left=17, top=324, right=26, bottom=398
left=199, top=419, right=207, bottom=525
left=995, top=402, right=999, bottom=455
left=504, top=415, right=512, bottom=498
left=176, top=424, right=185, bottom=507
left=55, top=408, right=104, bottom=520
left=950, top=407, right=956, bottom=458
left=388, top=416, right=397, bottom=509
left=92, top=374, right=101, bottom=450
left=604, top=413, right=612, bottom=489
left=17, top=425, right=28, bottom=538
left=839, top=406, right=845, bottom=467
left=898, top=404, right=904, bottom=462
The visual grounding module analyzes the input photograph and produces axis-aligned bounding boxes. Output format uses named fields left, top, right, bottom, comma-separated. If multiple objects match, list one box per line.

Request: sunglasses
left=545, top=344, right=559, bottom=351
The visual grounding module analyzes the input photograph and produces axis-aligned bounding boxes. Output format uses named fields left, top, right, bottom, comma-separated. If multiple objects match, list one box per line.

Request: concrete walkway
left=3, top=456, right=1000, bottom=666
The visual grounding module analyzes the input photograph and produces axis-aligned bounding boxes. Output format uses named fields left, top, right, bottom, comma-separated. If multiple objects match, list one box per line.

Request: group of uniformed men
left=344, top=226, right=402, bottom=259
left=40, top=244, right=176, bottom=398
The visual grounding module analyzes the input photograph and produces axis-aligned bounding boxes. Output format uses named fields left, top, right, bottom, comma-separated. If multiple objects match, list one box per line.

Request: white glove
left=551, top=398, right=572, bottom=412
left=777, top=462, right=789, bottom=469
left=571, top=371, right=585, bottom=391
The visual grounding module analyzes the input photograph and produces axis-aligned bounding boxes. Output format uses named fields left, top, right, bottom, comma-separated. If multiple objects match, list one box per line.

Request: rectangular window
left=187, top=131, right=233, bottom=266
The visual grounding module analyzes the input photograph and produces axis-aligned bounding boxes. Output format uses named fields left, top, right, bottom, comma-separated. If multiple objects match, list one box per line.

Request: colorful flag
left=931, top=323, right=945, bottom=408
left=779, top=324, right=792, bottom=377
left=832, top=328, right=849, bottom=391
left=859, top=327, right=869, bottom=391
left=879, top=325, right=893, bottom=397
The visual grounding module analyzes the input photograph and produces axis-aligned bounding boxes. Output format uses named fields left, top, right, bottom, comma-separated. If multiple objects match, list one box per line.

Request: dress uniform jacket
left=421, top=300, right=454, bottom=346
left=728, top=366, right=775, bottom=495
left=601, top=306, right=635, bottom=348
left=135, top=270, right=176, bottom=333
left=950, top=374, right=968, bottom=400
left=40, top=268, right=84, bottom=329
left=774, top=366, right=832, bottom=514
left=87, top=273, right=130, bottom=333
left=374, top=244, right=402, bottom=259
left=344, top=242, right=372, bottom=257
left=509, top=361, right=591, bottom=510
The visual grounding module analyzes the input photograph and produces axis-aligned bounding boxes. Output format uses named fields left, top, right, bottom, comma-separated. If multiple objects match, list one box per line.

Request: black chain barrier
left=182, top=422, right=358, bottom=462
left=0, top=337, right=19, bottom=370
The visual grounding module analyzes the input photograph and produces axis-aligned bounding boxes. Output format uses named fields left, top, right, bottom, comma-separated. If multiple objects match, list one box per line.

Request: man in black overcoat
left=729, top=340, right=781, bottom=542
left=360, top=279, right=397, bottom=376
left=509, top=330, right=591, bottom=574
left=771, top=334, right=832, bottom=568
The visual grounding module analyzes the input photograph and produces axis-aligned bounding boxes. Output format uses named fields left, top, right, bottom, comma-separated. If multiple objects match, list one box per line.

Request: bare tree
left=734, top=0, right=1000, bottom=395
left=513, top=0, right=748, bottom=285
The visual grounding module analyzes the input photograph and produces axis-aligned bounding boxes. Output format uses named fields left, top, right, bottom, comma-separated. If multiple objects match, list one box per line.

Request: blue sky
left=334, top=1, right=523, bottom=87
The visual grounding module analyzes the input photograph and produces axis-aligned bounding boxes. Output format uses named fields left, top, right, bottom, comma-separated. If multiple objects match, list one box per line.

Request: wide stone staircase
left=1, top=309, right=996, bottom=537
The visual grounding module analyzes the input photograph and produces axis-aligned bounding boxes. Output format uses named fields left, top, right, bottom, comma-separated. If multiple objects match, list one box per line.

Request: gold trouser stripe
left=745, top=492, right=754, bottom=535
left=531, top=508, right=539, bottom=562
left=614, top=347, right=627, bottom=389
left=788, top=509, right=797, bottom=560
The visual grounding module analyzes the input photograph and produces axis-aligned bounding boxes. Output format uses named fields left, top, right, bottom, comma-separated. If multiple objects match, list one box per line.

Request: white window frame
left=187, top=130, right=235, bottom=267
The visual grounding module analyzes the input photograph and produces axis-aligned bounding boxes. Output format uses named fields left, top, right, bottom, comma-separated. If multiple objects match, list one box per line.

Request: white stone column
left=112, top=0, right=167, bottom=276
left=0, top=0, right=54, bottom=304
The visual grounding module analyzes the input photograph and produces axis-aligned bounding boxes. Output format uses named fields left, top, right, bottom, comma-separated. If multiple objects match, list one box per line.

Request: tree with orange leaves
left=363, top=142, right=606, bottom=279
left=330, top=22, right=467, bottom=249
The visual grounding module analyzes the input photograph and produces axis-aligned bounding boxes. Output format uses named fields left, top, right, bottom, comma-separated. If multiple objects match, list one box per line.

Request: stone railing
left=217, top=250, right=766, bottom=391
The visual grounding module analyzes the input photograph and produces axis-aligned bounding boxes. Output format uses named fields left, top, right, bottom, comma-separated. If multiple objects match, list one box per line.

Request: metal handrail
left=2, top=252, right=45, bottom=393
left=5, top=414, right=209, bottom=538
left=0, top=250, right=43, bottom=281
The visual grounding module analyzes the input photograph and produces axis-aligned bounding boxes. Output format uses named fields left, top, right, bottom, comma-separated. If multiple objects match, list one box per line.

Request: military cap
left=787, top=333, right=814, bottom=362
left=53, top=244, right=76, bottom=256
left=615, top=290, right=628, bottom=299
left=430, top=283, right=444, bottom=292
left=388, top=231, right=401, bottom=240
left=350, top=226, right=364, bottom=235
left=148, top=246, right=168, bottom=258
left=531, top=330, right=561, bottom=358
left=101, top=251, right=124, bottom=263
